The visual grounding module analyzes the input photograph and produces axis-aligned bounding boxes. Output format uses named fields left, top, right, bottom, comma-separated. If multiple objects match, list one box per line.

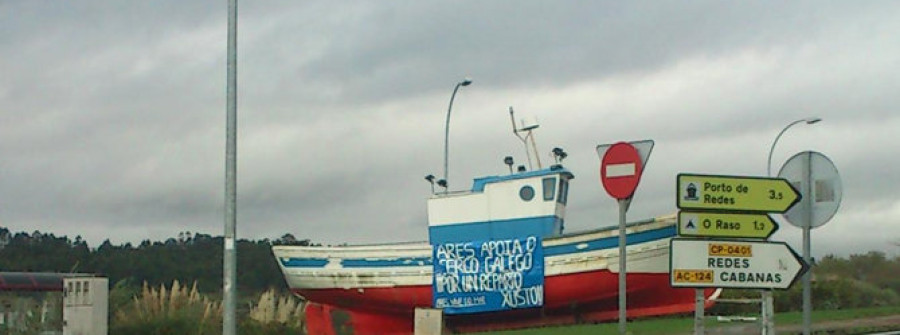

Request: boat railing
left=429, top=189, right=474, bottom=198
left=551, top=216, right=674, bottom=240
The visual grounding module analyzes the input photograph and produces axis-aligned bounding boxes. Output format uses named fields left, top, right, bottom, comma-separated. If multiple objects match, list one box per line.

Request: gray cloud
left=1, top=1, right=899, bottom=257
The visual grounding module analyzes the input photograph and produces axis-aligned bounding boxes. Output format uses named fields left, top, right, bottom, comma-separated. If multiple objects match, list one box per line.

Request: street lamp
left=442, top=77, right=473, bottom=193
left=762, top=116, right=820, bottom=335
left=767, top=117, right=821, bottom=176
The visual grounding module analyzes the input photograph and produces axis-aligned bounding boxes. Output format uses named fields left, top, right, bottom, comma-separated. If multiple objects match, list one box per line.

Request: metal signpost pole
left=761, top=289, right=774, bottom=335
left=761, top=289, right=775, bottom=334
left=761, top=291, right=768, bottom=335
left=618, top=198, right=628, bottom=335
left=694, top=289, right=704, bottom=335
left=777, top=150, right=843, bottom=335
left=802, top=224, right=811, bottom=334
left=598, top=141, right=652, bottom=335
left=801, top=152, right=812, bottom=335
left=223, top=0, right=238, bottom=334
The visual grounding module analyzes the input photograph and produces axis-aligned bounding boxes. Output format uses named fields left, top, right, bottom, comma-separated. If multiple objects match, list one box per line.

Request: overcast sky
left=2, top=1, right=898, bottom=258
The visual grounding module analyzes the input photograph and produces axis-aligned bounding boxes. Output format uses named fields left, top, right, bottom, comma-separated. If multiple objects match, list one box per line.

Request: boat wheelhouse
left=428, top=166, right=572, bottom=244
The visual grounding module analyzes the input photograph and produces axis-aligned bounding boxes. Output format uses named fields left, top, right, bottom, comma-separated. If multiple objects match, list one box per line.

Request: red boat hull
left=298, top=269, right=716, bottom=334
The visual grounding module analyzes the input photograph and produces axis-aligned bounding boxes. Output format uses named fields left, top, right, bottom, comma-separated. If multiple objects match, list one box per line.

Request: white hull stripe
left=278, top=226, right=675, bottom=268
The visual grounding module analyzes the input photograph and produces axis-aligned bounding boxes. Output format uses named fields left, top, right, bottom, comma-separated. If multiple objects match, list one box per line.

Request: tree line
left=0, top=227, right=312, bottom=294
left=2, top=226, right=897, bottom=313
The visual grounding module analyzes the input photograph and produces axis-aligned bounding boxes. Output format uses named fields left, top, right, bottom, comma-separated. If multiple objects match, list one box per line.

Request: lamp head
left=805, top=117, right=822, bottom=125
left=460, top=78, right=473, bottom=86
left=551, top=147, right=568, bottom=163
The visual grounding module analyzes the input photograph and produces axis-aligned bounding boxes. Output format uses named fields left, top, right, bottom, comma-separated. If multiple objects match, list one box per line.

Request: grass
left=476, top=316, right=693, bottom=335
left=111, top=282, right=306, bottom=335
left=116, top=280, right=221, bottom=323
left=111, top=280, right=223, bottom=335
left=247, top=288, right=306, bottom=328
left=773, top=305, right=900, bottom=324
left=474, top=315, right=694, bottom=335
left=475, top=305, right=900, bottom=335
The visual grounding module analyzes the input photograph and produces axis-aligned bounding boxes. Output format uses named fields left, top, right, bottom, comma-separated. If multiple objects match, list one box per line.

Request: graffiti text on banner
left=432, top=236, right=544, bottom=314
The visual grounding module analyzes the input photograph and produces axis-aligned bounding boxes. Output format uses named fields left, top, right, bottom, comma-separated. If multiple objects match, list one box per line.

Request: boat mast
left=509, top=106, right=542, bottom=171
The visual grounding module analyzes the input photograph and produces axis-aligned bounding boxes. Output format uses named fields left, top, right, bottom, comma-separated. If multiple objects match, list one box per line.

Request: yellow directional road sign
left=677, top=174, right=801, bottom=213
left=678, top=211, right=779, bottom=239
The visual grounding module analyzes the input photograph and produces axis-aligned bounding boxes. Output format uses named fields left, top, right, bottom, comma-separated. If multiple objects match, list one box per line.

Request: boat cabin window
left=519, top=185, right=535, bottom=201
left=558, top=178, right=569, bottom=205
left=542, top=177, right=556, bottom=201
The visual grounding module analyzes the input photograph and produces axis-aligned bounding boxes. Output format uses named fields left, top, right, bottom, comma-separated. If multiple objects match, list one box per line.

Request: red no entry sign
left=601, top=142, right=643, bottom=199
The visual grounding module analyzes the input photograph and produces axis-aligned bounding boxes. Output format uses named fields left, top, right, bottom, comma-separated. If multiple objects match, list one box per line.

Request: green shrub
left=774, top=277, right=900, bottom=312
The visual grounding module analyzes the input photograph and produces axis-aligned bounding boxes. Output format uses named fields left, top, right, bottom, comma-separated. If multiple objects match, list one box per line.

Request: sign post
left=617, top=197, right=629, bottom=335
left=778, top=151, right=843, bottom=335
left=674, top=172, right=807, bottom=334
left=597, top=140, right=653, bottom=335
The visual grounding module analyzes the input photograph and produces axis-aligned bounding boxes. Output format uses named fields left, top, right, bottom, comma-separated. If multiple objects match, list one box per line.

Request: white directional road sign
left=669, top=239, right=808, bottom=290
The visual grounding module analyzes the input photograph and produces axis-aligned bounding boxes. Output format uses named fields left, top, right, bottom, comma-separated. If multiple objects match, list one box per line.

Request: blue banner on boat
left=432, top=236, right=544, bottom=314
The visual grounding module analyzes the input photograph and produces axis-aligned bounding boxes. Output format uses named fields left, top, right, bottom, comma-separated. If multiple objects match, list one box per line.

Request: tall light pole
left=223, top=0, right=238, bottom=333
left=764, top=116, right=821, bottom=335
left=442, top=78, right=472, bottom=193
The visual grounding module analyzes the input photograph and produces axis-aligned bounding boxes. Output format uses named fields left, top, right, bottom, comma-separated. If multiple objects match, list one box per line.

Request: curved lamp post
left=442, top=78, right=473, bottom=193
left=763, top=116, right=820, bottom=335
left=767, top=117, right=821, bottom=176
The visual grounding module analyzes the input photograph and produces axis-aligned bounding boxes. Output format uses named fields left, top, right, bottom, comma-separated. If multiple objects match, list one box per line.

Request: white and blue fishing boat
left=273, top=111, right=719, bottom=334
